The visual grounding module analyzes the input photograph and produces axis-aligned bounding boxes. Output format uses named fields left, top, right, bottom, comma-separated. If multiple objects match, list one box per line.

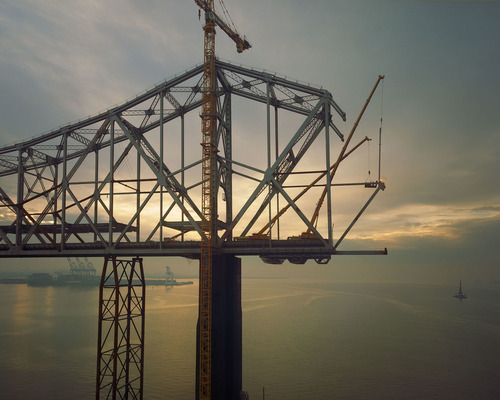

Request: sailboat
left=453, top=280, right=467, bottom=299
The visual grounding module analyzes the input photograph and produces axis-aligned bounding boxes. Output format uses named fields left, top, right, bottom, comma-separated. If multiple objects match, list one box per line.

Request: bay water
left=1, top=278, right=499, bottom=399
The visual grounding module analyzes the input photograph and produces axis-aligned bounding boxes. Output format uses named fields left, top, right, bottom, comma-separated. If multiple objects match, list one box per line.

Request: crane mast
left=195, top=1, right=250, bottom=399
left=199, top=3, right=215, bottom=399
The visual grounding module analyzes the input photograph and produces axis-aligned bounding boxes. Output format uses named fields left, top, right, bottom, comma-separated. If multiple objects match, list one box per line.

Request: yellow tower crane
left=193, top=1, right=250, bottom=399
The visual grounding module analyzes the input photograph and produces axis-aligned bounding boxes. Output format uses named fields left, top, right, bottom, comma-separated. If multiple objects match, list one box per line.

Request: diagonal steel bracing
left=234, top=98, right=327, bottom=239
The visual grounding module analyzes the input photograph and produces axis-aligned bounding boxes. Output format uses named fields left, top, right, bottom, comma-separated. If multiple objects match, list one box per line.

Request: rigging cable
left=218, top=0, right=239, bottom=34
left=367, top=138, right=371, bottom=182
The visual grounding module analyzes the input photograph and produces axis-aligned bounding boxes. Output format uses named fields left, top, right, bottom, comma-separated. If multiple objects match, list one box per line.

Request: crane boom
left=194, top=1, right=250, bottom=399
left=256, top=137, right=372, bottom=236
left=194, top=0, right=251, bottom=53
left=306, top=75, right=385, bottom=234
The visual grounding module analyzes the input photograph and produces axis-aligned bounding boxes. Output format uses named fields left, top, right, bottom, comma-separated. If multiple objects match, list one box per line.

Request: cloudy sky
left=1, top=0, right=499, bottom=283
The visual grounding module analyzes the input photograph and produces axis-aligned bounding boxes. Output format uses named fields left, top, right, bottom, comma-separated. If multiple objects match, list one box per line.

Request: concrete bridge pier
left=196, top=254, right=242, bottom=400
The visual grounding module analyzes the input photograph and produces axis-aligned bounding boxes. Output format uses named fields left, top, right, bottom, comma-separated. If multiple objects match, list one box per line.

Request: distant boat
left=453, top=280, right=467, bottom=299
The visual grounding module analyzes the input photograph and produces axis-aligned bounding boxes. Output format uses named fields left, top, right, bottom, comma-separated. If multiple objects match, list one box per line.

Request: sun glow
left=346, top=202, right=500, bottom=244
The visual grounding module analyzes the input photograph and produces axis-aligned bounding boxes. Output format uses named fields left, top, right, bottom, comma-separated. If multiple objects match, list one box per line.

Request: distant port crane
left=67, top=256, right=96, bottom=277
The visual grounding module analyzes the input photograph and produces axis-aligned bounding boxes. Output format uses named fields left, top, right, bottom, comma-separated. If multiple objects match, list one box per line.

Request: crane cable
left=378, top=78, right=384, bottom=181
left=368, top=77, right=385, bottom=182
left=367, top=139, right=371, bottom=181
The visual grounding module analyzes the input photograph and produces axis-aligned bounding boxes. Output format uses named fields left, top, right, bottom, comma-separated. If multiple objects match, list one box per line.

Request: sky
left=0, top=0, right=499, bottom=284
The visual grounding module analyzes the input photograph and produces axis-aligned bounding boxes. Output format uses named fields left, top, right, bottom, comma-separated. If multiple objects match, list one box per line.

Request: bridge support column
left=196, top=254, right=242, bottom=400
left=96, top=256, right=145, bottom=400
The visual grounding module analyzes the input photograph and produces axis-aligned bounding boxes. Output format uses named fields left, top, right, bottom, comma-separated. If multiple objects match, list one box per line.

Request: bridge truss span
left=0, top=59, right=385, bottom=261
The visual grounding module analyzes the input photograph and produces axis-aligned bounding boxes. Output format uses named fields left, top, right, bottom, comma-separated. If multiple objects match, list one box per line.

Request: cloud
left=1, top=0, right=499, bottom=282
left=345, top=200, right=500, bottom=244
left=384, top=0, right=500, bottom=2
left=0, top=1, right=202, bottom=140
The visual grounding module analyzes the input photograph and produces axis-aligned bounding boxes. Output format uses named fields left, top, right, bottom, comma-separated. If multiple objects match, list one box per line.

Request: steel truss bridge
left=0, top=59, right=386, bottom=399
left=0, top=59, right=385, bottom=263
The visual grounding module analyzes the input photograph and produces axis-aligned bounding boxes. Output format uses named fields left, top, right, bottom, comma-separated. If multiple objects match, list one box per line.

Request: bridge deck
left=0, top=238, right=386, bottom=263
